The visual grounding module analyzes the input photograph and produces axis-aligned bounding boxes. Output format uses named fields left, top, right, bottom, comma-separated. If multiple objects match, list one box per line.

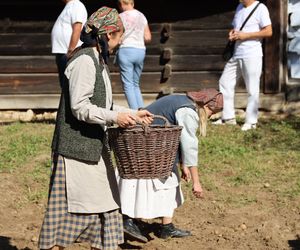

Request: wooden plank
left=0, top=56, right=56, bottom=73
left=0, top=33, right=52, bottom=55
left=110, top=55, right=226, bottom=72
left=1, top=54, right=226, bottom=73
left=263, top=0, right=282, bottom=93
left=0, top=72, right=249, bottom=94
left=0, top=30, right=228, bottom=55
left=166, top=55, right=225, bottom=71
left=170, top=12, right=234, bottom=30
left=0, top=93, right=285, bottom=112
left=0, top=20, right=54, bottom=33
left=0, top=74, right=61, bottom=94
left=0, top=14, right=234, bottom=34
left=0, top=94, right=61, bottom=109
left=151, top=30, right=228, bottom=47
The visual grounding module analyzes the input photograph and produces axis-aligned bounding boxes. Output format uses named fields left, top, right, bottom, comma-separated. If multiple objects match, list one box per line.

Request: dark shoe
left=160, top=223, right=192, bottom=239
left=124, top=218, right=148, bottom=243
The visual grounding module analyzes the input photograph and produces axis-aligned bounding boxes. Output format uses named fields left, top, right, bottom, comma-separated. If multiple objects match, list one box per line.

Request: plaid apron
left=38, top=154, right=124, bottom=249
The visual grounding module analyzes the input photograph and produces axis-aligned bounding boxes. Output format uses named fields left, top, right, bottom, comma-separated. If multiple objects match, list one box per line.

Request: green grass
left=0, top=122, right=54, bottom=204
left=199, top=116, right=300, bottom=205
left=0, top=116, right=299, bottom=208
left=0, top=122, right=53, bottom=172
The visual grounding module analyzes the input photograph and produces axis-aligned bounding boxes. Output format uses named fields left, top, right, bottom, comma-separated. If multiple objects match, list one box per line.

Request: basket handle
left=138, top=115, right=171, bottom=134
left=151, top=115, right=171, bottom=126
left=137, top=114, right=170, bottom=127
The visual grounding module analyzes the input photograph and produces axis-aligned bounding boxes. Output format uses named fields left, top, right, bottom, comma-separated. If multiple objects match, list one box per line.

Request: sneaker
left=241, top=123, right=257, bottom=131
left=160, top=223, right=191, bottom=239
left=212, top=118, right=237, bottom=125
left=123, top=218, right=148, bottom=243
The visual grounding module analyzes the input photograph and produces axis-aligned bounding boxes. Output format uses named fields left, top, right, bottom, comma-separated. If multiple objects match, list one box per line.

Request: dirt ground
left=1, top=159, right=300, bottom=250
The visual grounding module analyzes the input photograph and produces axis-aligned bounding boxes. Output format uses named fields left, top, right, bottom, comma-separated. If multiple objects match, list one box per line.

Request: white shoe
left=212, top=118, right=237, bottom=125
left=211, top=118, right=223, bottom=125
left=241, top=123, right=257, bottom=131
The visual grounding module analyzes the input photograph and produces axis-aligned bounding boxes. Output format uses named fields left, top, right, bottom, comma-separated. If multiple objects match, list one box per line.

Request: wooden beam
left=0, top=93, right=285, bottom=112
left=263, top=0, right=283, bottom=93
left=1, top=72, right=254, bottom=94
left=0, top=30, right=228, bottom=55
left=0, top=55, right=226, bottom=73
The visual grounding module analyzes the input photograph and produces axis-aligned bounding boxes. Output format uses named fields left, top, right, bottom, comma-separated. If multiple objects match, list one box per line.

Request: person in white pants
left=213, top=0, right=272, bottom=131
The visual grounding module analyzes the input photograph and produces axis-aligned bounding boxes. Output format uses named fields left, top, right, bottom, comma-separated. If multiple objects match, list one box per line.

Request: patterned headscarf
left=187, top=88, right=223, bottom=114
left=85, top=6, right=123, bottom=35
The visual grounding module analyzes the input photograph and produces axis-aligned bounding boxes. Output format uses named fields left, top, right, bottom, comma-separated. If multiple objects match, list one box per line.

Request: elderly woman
left=116, top=89, right=223, bottom=242
left=38, top=7, right=153, bottom=250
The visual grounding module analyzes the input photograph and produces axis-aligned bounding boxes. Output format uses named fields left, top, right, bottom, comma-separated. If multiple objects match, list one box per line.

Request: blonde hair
left=197, top=106, right=208, bottom=137
left=118, top=0, right=134, bottom=5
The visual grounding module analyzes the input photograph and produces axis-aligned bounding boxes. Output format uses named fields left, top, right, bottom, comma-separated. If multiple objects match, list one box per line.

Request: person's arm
left=181, top=166, right=203, bottom=198
left=175, top=108, right=204, bottom=198
left=66, top=55, right=152, bottom=127
left=67, top=22, right=83, bottom=58
left=144, top=24, right=152, bottom=43
left=233, top=24, right=272, bottom=41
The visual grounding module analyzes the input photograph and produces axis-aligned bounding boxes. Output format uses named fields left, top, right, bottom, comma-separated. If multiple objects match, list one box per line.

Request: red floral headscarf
left=85, top=6, right=123, bottom=35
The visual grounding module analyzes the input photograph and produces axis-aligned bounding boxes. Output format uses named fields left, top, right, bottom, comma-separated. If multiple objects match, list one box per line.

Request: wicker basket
left=108, top=115, right=182, bottom=179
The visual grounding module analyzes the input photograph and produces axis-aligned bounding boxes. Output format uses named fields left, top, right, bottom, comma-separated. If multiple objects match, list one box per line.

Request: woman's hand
left=116, top=113, right=137, bottom=128
left=181, top=165, right=204, bottom=199
left=192, top=182, right=204, bottom=199
left=136, top=110, right=153, bottom=125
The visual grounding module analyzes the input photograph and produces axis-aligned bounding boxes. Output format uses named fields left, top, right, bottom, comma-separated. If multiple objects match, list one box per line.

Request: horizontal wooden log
left=0, top=30, right=228, bottom=55
left=0, top=20, right=54, bottom=33
left=0, top=54, right=226, bottom=73
left=0, top=93, right=286, bottom=112
left=0, top=12, right=234, bottom=34
left=0, top=72, right=252, bottom=95
left=0, top=74, right=61, bottom=94
left=165, top=55, right=226, bottom=71
left=0, top=56, right=55, bottom=73
left=169, top=13, right=234, bottom=31
left=0, top=33, right=52, bottom=55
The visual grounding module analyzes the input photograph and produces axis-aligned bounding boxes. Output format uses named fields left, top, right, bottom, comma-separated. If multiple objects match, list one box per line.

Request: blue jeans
left=117, top=47, right=145, bottom=109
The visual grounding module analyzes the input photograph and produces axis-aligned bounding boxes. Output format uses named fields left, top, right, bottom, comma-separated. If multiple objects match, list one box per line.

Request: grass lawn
left=0, top=116, right=300, bottom=250
left=0, top=116, right=299, bottom=206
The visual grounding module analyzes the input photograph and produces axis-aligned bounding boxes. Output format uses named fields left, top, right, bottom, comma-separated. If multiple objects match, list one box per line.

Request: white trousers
left=219, top=57, right=262, bottom=124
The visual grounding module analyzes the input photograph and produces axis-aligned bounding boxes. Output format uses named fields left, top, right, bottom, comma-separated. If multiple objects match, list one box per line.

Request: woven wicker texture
left=108, top=115, right=182, bottom=179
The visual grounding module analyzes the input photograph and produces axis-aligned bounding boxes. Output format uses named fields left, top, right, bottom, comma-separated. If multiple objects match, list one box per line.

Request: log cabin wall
left=0, top=0, right=285, bottom=110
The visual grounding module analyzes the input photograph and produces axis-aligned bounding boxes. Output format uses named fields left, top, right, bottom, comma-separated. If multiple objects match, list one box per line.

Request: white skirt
left=116, top=170, right=184, bottom=219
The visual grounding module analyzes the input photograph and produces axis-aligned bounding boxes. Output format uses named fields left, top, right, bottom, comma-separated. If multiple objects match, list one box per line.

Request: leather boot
left=160, top=223, right=191, bottom=239
left=123, top=217, right=148, bottom=243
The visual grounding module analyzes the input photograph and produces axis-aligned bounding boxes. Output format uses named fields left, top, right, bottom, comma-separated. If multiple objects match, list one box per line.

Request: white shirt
left=119, top=9, right=148, bottom=49
left=232, top=1, right=272, bottom=59
left=175, top=107, right=199, bottom=167
left=51, top=0, right=87, bottom=54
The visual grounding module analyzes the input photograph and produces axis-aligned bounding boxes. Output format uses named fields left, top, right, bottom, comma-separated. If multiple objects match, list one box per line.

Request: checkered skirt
left=38, top=154, right=124, bottom=249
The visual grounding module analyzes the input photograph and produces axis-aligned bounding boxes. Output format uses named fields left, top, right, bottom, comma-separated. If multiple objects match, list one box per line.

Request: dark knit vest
left=51, top=47, right=106, bottom=162
left=146, top=95, right=196, bottom=125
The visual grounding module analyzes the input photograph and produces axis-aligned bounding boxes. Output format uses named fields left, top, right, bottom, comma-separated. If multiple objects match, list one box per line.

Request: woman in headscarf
left=117, top=89, right=223, bottom=242
left=38, top=6, right=153, bottom=250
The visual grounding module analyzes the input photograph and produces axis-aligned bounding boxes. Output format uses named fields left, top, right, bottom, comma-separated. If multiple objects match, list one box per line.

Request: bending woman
left=116, top=89, right=223, bottom=242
